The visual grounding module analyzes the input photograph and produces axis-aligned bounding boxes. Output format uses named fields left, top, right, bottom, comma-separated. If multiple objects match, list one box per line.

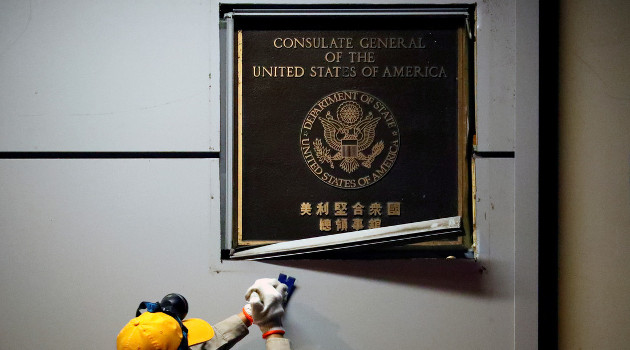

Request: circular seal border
left=299, top=90, right=400, bottom=190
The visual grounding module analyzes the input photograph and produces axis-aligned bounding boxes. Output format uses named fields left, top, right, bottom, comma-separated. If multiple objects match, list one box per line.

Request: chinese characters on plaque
left=299, top=201, right=401, bottom=232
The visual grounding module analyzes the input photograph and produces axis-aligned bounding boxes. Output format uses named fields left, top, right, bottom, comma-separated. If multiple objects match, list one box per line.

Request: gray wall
left=558, top=0, right=630, bottom=348
left=0, top=1, right=538, bottom=349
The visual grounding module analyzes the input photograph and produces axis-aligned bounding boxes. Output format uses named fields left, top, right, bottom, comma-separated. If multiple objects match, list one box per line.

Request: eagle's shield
left=341, top=138, right=358, bottom=158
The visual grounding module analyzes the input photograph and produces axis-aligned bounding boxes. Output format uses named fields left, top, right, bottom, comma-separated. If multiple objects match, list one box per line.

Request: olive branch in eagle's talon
left=313, top=138, right=336, bottom=168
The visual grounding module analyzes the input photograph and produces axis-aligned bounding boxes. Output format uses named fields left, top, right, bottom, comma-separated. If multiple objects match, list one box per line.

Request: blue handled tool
left=278, top=273, right=296, bottom=304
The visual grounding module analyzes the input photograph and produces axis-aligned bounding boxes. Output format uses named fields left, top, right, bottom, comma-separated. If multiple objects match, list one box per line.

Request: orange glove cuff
left=262, top=329, right=285, bottom=339
left=242, top=306, right=253, bottom=326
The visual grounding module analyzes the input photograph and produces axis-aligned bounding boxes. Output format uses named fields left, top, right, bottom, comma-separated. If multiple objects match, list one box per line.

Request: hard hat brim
left=183, top=318, right=215, bottom=346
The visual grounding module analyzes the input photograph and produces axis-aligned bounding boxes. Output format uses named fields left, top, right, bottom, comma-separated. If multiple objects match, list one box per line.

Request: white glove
left=243, top=278, right=288, bottom=338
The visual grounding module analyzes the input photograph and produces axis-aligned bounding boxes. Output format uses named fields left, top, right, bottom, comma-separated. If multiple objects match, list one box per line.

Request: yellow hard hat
left=117, top=312, right=214, bottom=350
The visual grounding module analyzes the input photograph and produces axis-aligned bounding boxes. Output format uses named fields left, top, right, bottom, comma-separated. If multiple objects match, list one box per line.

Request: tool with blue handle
left=278, top=273, right=296, bottom=305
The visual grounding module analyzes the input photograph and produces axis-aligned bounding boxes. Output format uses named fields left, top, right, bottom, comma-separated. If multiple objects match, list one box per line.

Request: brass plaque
left=231, top=15, right=471, bottom=247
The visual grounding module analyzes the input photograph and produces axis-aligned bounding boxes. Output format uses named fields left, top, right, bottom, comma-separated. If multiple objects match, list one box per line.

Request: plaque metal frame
left=221, top=6, right=476, bottom=260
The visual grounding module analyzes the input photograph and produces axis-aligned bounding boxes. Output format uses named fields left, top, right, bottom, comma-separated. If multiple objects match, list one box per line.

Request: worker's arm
left=191, top=313, right=250, bottom=350
left=265, top=334, right=291, bottom=350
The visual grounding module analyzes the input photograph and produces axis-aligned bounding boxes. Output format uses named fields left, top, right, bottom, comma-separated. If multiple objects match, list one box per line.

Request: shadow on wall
left=264, top=257, right=502, bottom=299
left=284, top=302, right=353, bottom=350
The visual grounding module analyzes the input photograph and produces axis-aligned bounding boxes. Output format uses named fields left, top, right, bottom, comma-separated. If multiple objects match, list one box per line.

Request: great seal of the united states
left=299, top=90, right=400, bottom=189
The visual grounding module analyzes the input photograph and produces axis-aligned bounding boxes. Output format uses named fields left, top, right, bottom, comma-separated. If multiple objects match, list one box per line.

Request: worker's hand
left=243, top=278, right=288, bottom=338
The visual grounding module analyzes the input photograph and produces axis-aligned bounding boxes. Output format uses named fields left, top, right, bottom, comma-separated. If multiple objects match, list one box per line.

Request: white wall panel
left=0, top=158, right=516, bottom=350
left=475, top=0, right=516, bottom=151
left=0, top=1, right=536, bottom=349
left=514, top=0, right=538, bottom=347
left=0, top=0, right=217, bottom=152
left=0, top=159, right=298, bottom=349
left=0, top=159, right=219, bottom=349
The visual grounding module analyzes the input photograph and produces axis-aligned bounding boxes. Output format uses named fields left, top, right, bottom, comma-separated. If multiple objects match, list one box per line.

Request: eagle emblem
left=300, top=90, right=399, bottom=189
left=313, top=101, right=385, bottom=174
